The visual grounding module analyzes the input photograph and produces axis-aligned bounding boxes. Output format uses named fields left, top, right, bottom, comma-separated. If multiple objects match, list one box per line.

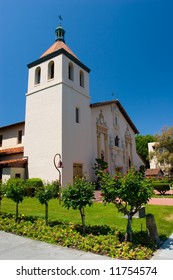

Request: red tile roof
left=145, top=169, right=163, bottom=176
left=0, top=146, right=24, bottom=155
left=40, top=41, right=78, bottom=59
left=0, top=158, right=27, bottom=167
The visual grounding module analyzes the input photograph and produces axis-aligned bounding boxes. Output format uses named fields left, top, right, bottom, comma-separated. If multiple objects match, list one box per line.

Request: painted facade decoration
left=0, top=24, right=144, bottom=184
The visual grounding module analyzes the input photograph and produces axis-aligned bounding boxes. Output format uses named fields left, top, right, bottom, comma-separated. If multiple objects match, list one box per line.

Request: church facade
left=0, top=24, right=144, bottom=185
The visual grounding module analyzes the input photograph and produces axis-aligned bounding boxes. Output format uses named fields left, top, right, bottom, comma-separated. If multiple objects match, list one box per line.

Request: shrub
left=25, top=178, right=43, bottom=197
left=0, top=180, right=5, bottom=214
left=152, top=182, right=170, bottom=195
left=62, top=177, right=95, bottom=234
left=99, top=168, right=154, bottom=242
left=36, top=182, right=57, bottom=225
left=5, top=178, right=25, bottom=222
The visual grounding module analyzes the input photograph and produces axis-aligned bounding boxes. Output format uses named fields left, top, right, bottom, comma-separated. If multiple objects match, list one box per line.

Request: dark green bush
left=25, top=178, right=43, bottom=197
left=152, top=182, right=170, bottom=195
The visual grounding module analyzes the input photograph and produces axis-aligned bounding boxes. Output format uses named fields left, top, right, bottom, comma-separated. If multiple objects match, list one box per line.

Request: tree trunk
left=125, top=214, right=132, bottom=242
left=16, top=202, right=19, bottom=222
left=45, top=202, right=48, bottom=225
left=80, top=207, right=86, bottom=235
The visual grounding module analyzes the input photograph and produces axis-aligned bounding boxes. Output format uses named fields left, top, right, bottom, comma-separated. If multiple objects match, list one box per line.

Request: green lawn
left=1, top=197, right=173, bottom=238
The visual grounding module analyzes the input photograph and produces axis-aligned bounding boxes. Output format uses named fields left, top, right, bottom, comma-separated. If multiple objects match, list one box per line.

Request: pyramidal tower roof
left=28, top=22, right=90, bottom=73
left=40, top=24, right=78, bottom=59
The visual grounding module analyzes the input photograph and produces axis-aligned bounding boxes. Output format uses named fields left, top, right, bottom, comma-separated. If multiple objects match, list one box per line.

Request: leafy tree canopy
left=135, top=134, right=156, bottom=166
left=150, top=126, right=173, bottom=173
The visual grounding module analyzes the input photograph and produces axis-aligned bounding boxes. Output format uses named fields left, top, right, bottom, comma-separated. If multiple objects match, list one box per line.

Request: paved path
left=94, top=190, right=173, bottom=205
left=0, top=231, right=112, bottom=260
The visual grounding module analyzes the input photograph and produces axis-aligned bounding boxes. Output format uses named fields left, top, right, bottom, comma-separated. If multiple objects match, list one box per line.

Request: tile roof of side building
left=0, top=147, right=24, bottom=155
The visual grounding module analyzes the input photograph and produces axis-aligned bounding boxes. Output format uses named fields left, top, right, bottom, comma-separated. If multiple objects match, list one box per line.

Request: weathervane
left=58, top=15, right=63, bottom=24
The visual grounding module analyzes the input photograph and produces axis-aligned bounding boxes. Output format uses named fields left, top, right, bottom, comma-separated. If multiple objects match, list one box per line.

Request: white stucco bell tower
left=24, top=23, right=92, bottom=184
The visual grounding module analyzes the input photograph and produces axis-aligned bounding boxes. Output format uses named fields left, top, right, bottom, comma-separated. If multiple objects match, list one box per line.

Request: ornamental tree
left=62, top=177, right=95, bottom=234
left=36, top=182, right=57, bottom=225
left=149, top=126, right=173, bottom=175
left=99, top=168, right=154, bottom=242
left=5, top=178, right=25, bottom=222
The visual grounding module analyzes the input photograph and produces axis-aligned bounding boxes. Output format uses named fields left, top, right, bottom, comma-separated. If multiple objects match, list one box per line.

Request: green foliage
left=36, top=182, right=57, bottom=225
left=93, top=157, right=108, bottom=189
left=93, top=158, right=108, bottom=174
left=62, top=177, right=95, bottom=234
left=25, top=178, right=44, bottom=197
left=5, top=178, right=25, bottom=221
left=99, top=168, right=154, bottom=241
left=135, top=134, right=156, bottom=166
left=5, top=178, right=25, bottom=204
left=0, top=213, right=156, bottom=260
left=152, top=181, right=170, bottom=195
left=0, top=180, right=5, bottom=213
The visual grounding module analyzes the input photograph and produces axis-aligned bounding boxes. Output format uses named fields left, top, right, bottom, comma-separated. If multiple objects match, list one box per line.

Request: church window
left=48, top=61, right=54, bottom=79
left=17, top=130, right=22, bottom=144
left=115, top=136, right=119, bottom=147
left=68, top=62, right=74, bottom=81
left=79, top=70, right=84, bottom=87
left=35, top=66, right=41, bottom=84
left=75, top=107, right=80, bottom=123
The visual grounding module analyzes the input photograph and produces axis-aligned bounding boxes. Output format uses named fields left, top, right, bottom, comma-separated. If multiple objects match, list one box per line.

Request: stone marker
left=146, top=214, right=160, bottom=245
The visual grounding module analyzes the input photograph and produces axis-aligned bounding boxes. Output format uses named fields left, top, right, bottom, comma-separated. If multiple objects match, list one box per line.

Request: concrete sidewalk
left=151, top=233, right=173, bottom=260
left=0, top=230, right=173, bottom=260
left=0, top=231, right=112, bottom=260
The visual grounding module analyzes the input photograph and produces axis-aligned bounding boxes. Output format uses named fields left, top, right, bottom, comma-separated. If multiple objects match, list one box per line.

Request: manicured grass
left=1, top=197, right=173, bottom=239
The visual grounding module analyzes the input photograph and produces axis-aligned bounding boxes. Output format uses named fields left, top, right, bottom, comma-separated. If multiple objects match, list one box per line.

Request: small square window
left=18, top=130, right=22, bottom=144
left=75, top=107, right=80, bottom=123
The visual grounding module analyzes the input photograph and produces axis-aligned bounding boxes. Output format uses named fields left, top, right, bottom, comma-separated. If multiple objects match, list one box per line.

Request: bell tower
left=24, top=23, right=92, bottom=184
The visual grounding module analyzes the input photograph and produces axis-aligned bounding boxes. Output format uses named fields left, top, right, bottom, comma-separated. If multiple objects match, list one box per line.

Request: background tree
left=150, top=126, right=173, bottom=176
left=99, top=168, right=154, bottom=242
left=135, top=134, right=156, bottom=167
left=36, top=182, right=57, bottom=225
left=5, top=178, right=25, bottom=222
left=62, top=177, right=95, bottom=234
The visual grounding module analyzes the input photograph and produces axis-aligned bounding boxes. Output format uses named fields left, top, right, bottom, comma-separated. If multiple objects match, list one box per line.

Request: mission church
left=0, top=23, right=144, bottom=185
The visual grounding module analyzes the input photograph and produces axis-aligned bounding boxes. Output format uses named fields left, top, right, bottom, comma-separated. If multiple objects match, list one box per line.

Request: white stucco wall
left=2, top=167, right=25, bottom=182
left=24, top=55, right=64, bottom=182
left=148, top=142, right=158, bottom=169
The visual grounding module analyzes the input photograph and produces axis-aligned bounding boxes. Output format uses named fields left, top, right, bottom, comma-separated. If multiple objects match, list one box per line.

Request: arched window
left=48, top=61, right=54, bottom=79
left=79, top=70, right=84, bottom=87
left=68, top=62, right=74, bottom=81
left=115, top=136, right=119, bottom=147
left=35, top=66, right=41, bottom=84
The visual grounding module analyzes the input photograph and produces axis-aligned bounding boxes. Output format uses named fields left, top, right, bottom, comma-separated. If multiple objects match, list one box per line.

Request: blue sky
left=0, top=0, right=172, bottom=135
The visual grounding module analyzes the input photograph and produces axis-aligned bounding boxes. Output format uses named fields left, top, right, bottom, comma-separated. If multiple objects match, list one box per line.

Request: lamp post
left=53, top=153, right=63, bottom=204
